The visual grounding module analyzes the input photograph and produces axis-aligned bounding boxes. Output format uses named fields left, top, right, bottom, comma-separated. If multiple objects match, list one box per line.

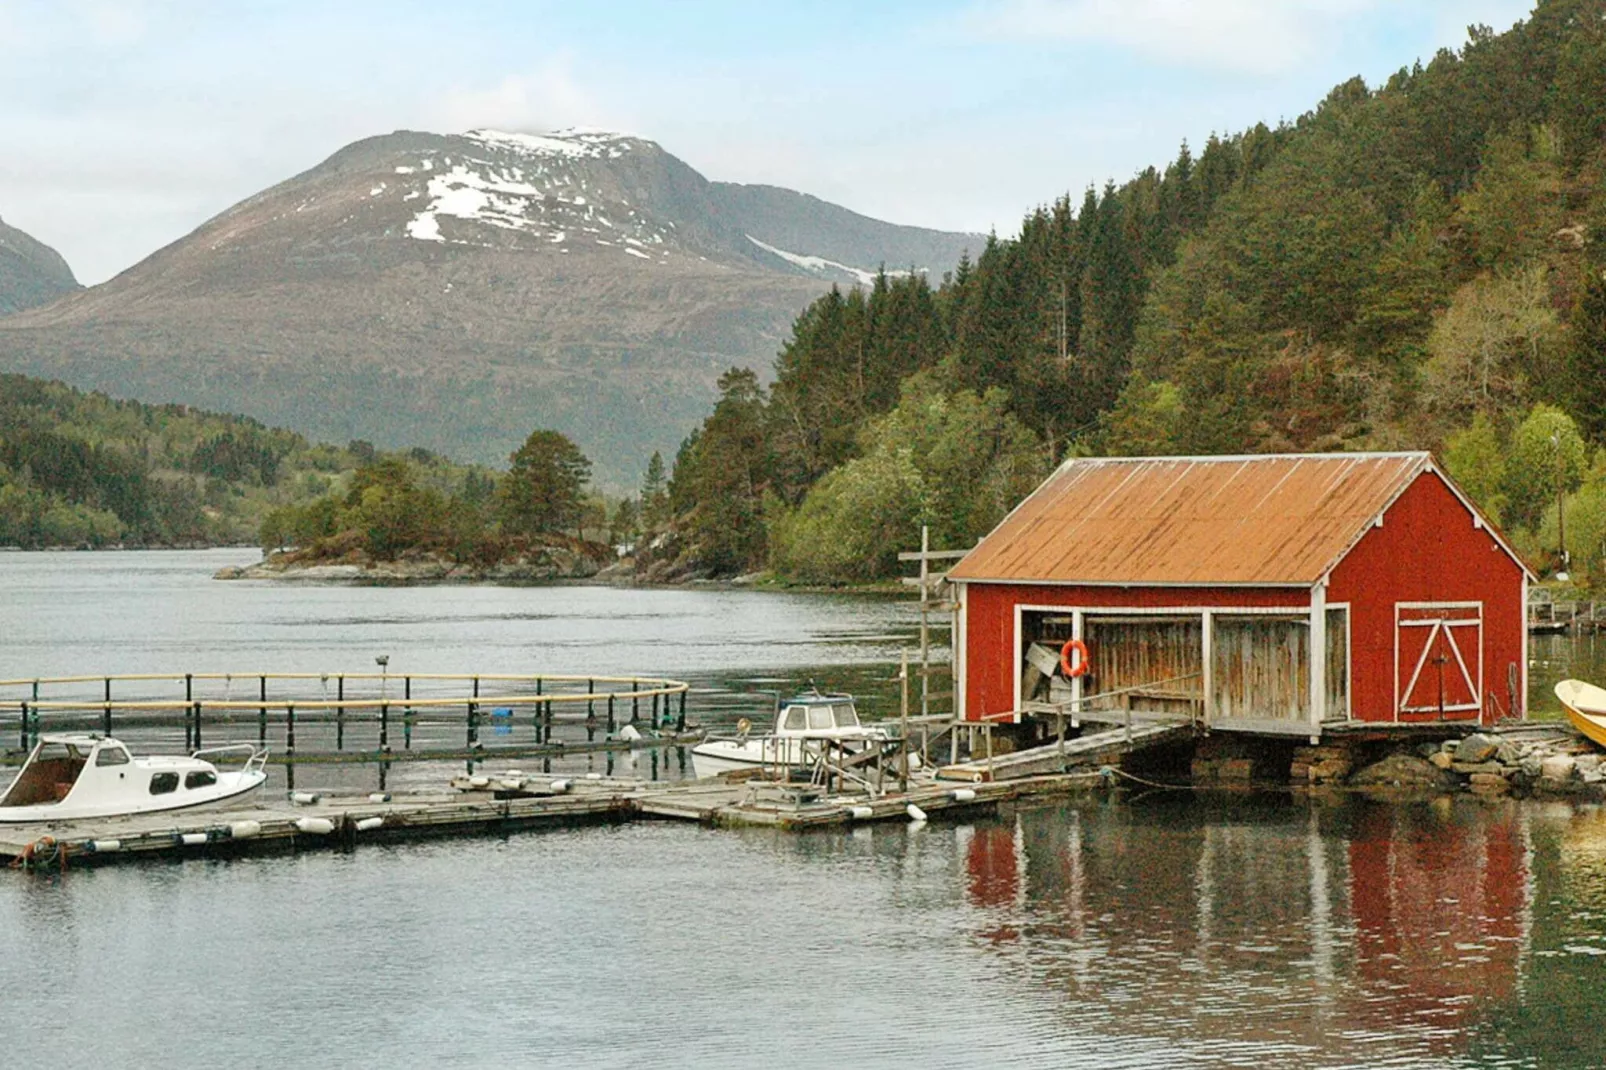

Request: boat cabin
left=0, top=734, right=227, bottom=812
left=0, top=736, right=132, bottom=808
left=774, top=694, right=863, bottom=735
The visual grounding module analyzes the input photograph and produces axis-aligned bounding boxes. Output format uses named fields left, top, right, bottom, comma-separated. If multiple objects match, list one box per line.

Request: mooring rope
left=1099, top=765, right=1199, bottom=791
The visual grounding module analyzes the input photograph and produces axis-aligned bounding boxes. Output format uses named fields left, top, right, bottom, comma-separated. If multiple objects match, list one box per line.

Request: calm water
left=4, top=551, right=1606, bottom=1069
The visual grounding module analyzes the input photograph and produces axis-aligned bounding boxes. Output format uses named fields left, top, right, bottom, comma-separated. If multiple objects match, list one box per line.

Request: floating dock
left=0, top=769, right=1108, bottom=869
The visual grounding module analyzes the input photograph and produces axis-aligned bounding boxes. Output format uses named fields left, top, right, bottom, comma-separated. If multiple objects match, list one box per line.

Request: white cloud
left=965, top=0, right=1381, bottom=75
left=428, top=58, right=605, bottom=134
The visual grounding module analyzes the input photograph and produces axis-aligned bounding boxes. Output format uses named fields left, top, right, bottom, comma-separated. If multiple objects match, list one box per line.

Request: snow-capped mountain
left=0, top=128, right=978, bottom=486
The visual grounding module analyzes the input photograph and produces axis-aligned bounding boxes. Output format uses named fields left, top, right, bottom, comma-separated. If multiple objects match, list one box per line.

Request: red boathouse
left=947, top=453, right=1532, bottom=737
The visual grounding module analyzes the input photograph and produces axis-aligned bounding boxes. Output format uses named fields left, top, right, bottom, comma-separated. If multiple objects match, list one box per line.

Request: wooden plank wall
left=1085, top=617, right=1203, bottom=714
left=1212, top=616, right=1309, bottom=723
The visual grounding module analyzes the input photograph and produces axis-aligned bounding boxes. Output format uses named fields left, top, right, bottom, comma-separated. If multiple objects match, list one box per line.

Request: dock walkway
left=0, top=767, right=1113, bottom=868
left=937, top=721, right=1194, bottom=782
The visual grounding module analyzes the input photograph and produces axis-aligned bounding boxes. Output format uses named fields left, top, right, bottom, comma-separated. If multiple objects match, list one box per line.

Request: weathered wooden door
left=1396, top=603, right=1482, bottom=720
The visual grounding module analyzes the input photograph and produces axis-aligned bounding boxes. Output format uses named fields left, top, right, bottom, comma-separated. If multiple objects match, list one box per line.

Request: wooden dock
left=936, top=721, right=1195, bottom=782
left=1529, top=596, right=1606, bottom=634
left=0, top=768, right=1111, bottom=869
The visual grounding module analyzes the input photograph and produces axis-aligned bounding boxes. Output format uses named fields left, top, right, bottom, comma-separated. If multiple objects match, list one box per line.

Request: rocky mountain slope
left=0, top=216, right=80, bottom=316
left=0, top=129, right=977, bottom=487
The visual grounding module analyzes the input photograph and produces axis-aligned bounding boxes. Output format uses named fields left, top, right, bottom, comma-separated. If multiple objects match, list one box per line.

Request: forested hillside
left=644, top=0, right=1606, bottom=588
left=0, top=374, right=489, bottom=549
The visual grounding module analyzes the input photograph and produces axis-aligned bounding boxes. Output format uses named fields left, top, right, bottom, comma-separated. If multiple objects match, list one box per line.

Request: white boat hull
left=0, top=736, right=270, bottom=824
left=0, top=769, right=266, bottom=824
left=691, top=732, right=916, bottom=780
left=691, top=738, right=810, bottom=779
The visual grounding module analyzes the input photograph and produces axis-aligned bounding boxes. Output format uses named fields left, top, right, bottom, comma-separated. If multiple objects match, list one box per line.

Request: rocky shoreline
left=1290, top=727, right=1606, bottom=799
left=215, top=544, right=612, bottom=583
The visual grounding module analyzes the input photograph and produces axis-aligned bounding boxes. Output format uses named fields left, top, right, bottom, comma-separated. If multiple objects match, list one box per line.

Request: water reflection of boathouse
left=948, top=453, right=1532, bottom=737
left=959, top=798, right=1533, bottom=1057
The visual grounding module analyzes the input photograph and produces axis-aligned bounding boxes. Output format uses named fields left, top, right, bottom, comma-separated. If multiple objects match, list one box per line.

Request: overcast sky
left=0, top=0, right=1537, bottom=285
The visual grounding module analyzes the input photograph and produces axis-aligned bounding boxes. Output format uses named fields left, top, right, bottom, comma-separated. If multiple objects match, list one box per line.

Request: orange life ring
left=1059, top=638, right=1089, bottom=678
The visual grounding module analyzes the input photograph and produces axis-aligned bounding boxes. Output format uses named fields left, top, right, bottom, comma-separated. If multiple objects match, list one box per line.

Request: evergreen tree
left=640, top=451, right=668, bottom=528
left=498, top=430, right=591, bottom=536
left=669, top=368, right=772, bottom=574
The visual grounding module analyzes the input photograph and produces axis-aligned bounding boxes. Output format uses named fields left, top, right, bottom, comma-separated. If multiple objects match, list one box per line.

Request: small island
left=218, top=429, right=621, bottom=583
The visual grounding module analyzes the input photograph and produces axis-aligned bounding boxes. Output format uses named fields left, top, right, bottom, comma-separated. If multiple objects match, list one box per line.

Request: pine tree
left=640, top=451, right=668, bottom=528
left=498, top=430, right=591, bottom=536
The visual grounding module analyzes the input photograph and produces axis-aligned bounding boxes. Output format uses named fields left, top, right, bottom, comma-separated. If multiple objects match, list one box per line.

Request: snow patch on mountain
left=745, top=235, right=913, bottom=287
left=399, top=128, right=666, bottom=257
left=465, top=127, right=637, bottom=160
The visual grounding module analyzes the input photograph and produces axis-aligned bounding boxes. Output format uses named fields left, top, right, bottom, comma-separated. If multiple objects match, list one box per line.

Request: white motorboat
left=0, top=735, right=268, bottom=823
left=691, top=692, right=913, bottom=779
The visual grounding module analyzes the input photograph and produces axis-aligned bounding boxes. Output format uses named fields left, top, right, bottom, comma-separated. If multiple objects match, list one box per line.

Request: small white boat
left=691, top=692, right=911, bottom=779
left=1557, top=679, right=1606, bottom=749
left=0, top=735, right=268, bottom=823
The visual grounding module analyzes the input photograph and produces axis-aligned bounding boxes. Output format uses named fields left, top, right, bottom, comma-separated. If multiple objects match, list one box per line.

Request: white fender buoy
left=294, top=817, right=335, bottom=835
left=849, top=805, right=875, bottom=820
left=367, top=793, right=391, bottom=803
left=353, top=816, right=384, bottom=832
left=289, top=791, right=320, bottom=805
left=906, top=803, right=928, bottom=823
left=495, top=778, right=525, bottom=791
left=550, top=779, right=572, bottom=792
left=467, top=775, right=490, bottom=789
left=229, top=820, right=262, bottom=839
left=505, top=769, right=524, bottom=778
left=619, top=724, right=643, bottom=742
left=179, top=832, right=208, bottom=846
left=88, top=839, right=121, bottom=853
left=950, top=788, right=977, bottom=802
left=585, top=772, right=603, bottom=780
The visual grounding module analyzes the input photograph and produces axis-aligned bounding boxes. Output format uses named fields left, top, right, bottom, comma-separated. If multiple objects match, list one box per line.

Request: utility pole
left=1553, top=431, right=1570, bottom=580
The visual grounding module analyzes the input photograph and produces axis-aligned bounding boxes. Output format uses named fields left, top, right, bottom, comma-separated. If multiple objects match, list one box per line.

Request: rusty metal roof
left=950, top=453, right=1439, bottom=586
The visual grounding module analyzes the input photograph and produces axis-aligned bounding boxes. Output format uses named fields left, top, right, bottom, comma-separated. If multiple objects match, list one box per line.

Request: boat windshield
left=37, top=742, right=91, bottom=762
left=807, top=705, right=833, bottom=730
left=832, top=704, right=860, bottom=728
left=782, top=707, right=806, bottom=731
left=1, top=741, right=91, bottom=807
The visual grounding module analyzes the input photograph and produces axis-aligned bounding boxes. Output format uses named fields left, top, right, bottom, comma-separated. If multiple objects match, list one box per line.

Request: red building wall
left=1328, top=471, right=1527, bottom=724
left=959, top=472, right=1527, bottom=726
left=960, top=583, right=1310, bottom=722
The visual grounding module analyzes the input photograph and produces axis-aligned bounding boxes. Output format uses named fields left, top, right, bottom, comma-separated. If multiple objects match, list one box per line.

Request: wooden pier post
left=104, top=676, right=114, bottom=737
left=336, top=675, right=345, bottom=751
left=19, top=701, right=29, bottom=751
left=404, top=676, right=413, bottom=750
left=900, top=650, right=910, bottom=793
left=258, top=676, right=267, bottom=745
left=192, top=702, right=202, bottom=751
